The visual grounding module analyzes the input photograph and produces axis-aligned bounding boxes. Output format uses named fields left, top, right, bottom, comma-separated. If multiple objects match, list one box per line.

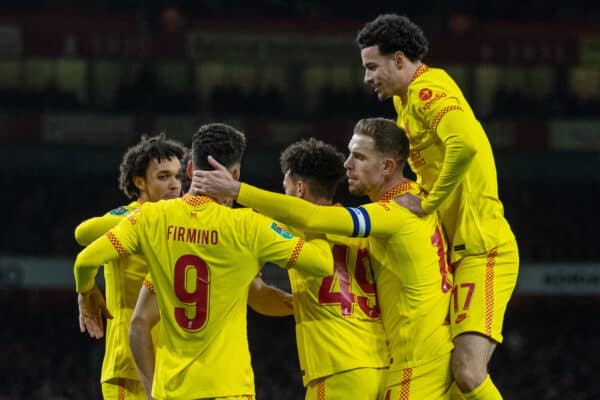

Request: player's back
left=289, top=234, right=389, bottom=386
left=132, top=194, right=287, bottom=399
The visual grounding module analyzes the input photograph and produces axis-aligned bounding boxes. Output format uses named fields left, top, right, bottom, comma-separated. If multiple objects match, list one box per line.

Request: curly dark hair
left=192, top=123, right=246, bottom=170
left=280, top=138, right=346, bottom=201
left=356, top=14, right=428, bottom=62
left=118, top=133, right=187, bottom=199
left=353, top=118, right=410, bottom=169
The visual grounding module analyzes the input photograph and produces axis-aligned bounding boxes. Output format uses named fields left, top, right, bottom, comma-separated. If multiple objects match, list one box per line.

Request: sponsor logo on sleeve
left=270, top=222, right=293, bottom=239
left=417, top=92, right=447, bottom=114
left=109, top=206, right=129, bottom=215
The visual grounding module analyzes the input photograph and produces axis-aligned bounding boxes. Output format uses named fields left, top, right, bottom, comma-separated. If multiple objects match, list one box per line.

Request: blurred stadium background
left=0, top=0, right=599, bottom=399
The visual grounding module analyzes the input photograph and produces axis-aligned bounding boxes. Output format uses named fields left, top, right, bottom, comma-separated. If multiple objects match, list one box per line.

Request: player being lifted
left=356, top=14, right=519, bottom=400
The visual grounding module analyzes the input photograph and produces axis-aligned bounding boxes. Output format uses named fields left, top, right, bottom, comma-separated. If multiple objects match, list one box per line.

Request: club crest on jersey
left=109, top=206, right=129, bottom=215
left=270, top=222, right=293, bottom=239
left=418, top=88, right=433, bottom=100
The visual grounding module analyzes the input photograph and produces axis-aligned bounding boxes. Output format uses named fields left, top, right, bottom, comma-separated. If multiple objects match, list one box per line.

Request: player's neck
left=400, top=61, right=423, bottom=94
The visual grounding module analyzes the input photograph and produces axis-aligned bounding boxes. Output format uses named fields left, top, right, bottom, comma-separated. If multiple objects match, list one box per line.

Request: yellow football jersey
left=393, top=65, right=515, bottom=263
left=236, top=182, right=454, bottom=385
left=290, top=233, right=389, bottom=386
left=74, top=194, right=333, bottom=399
left=75, top=201, right=148, bottom=382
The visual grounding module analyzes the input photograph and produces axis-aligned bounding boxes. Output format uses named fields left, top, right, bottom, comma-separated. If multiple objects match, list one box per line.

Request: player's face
left=282, top=171, right=299, bottom=197
left=141, top=157, right=182, bottom=202
left=361, top=45, right=402, bottom=101
left=344, top=134, right=385, bottom=200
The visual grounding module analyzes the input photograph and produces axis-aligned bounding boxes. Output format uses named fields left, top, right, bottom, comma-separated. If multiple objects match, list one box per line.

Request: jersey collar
left=379, top=181, right=416, bottom=201
left=399, top=64, right=429, bottom=105
left=183, top=193, right=217, bottom=206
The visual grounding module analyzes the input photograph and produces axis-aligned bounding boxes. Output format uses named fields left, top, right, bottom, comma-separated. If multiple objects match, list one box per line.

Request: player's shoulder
left=229, top=207, right=274, bottom=227
left=409, top=66, right=456, bottom=99
left=104, top=200, right=140, bottom=216
left=230, top=206, right=262, bottom=218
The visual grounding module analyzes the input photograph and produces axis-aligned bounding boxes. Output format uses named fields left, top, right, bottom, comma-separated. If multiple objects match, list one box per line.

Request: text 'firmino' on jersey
left=167, top=225, right=219, bottom=245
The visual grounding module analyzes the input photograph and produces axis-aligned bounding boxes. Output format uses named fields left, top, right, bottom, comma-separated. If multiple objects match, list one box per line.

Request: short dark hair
left=179, top=149, right=192, bottom=192
left=119, top=133, right=187, bottom=199
left=280, top=138, right=346, bottom=201
left=192, top=123, right=246, bottom=170
left=356, top=14, right=428, bottom=62
left=353, top=118, right=410, bottom=169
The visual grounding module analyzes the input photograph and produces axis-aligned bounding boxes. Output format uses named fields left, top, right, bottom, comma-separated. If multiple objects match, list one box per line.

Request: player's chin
left=377, top=91, right=391, bottom=101
left=162, top=192, right=180, bottom=200
left=347, top=183, right=364, bottom=196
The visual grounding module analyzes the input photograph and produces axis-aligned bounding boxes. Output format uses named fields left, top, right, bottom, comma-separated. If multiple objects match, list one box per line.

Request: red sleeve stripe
left=117, top=378, right=126, bottom=400
left=432, top=105, right=463, bottom=134
left=485, top=247, right=498, bottom=337
left=317, top=377, right=326, bottom=400
left=286, top=239, right=305, bottom=269
left=399, top=367, right=413, bottom=399
left=106, top=231, right=127, bottom=256
left=143, top=278, right=155, bottom=293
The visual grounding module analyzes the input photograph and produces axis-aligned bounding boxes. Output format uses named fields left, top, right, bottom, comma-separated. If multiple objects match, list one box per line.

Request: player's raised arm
left=74, top=234, right=122, bottom=294
left=74, top=209, right=132, bottom=246
left=244, top=210, right=333, bottom=278
left=74, top=214, right=140, bottom=338
left=193, top=155, right=415, bottom=239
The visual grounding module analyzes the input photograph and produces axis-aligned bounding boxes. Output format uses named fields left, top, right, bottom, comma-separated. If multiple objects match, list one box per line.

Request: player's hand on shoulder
left=394, top=193, right=426, bottom=216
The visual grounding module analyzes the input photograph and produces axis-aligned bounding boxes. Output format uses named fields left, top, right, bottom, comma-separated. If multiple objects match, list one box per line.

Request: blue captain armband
left=345, top=207, right=371, bottom=237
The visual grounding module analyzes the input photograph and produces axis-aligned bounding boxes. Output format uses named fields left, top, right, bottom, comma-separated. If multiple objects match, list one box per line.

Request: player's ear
left=297, top=180, right=307, bottom=199
left=133, top=176, right=146, bottom=192
left=231, top=166, right=241, bottom=181
left=382, top=158, right=396, bottom=176
left=393, top=51, right=405, bottom=69
left=186, top=159, right=193, bottom=179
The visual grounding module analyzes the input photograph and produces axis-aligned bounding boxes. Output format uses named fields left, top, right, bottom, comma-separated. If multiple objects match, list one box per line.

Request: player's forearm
left=292, top=238, right=333, bottom=277
left=238, top=184, right=355, bottom=236
left=74, top=236, right=120, bottom=292
left=129, top=318, right=156, bottom=398
left=248, top=279, right=293, bottom=317
left=422, top=114, right=477, bottom=213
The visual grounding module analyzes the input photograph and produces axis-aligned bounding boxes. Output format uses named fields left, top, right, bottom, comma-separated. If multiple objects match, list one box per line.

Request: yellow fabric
left=393, top=66, right=516, bottom=263
left=75, top=202, right=141, bottom=246
left=237, top=182, right=454, bottom=379
left=304, top=367, right=386, bottom=400
left=101, top=378, right=146, bottom=400
left=74, top=195, right=333, bottom=399
left=382, top=352, right=452, bottom=400
left=75, top=201, right=151, bottom=382
left=290, top=233, right=389, bottom=386
left=463, top=374, right=502, bottom=400
left=450, top=240, right=519, bottom=343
